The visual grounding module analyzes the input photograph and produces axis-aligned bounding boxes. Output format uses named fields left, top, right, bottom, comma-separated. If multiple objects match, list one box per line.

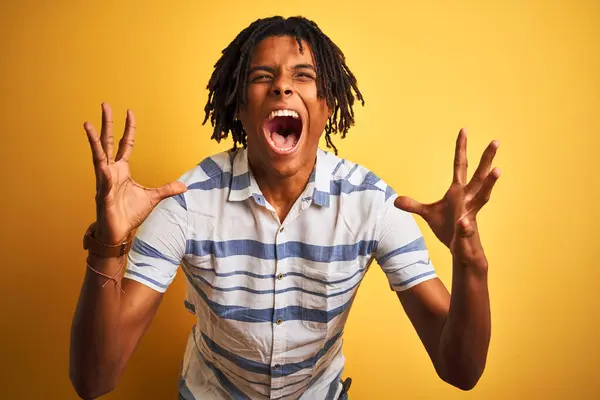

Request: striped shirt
left=124, top=147, right=437, bottom=399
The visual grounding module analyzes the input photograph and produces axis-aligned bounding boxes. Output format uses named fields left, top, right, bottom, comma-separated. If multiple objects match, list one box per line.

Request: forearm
left=69, top=254, right=126, bottom=399
left=438, top=259, right=490, bottom=390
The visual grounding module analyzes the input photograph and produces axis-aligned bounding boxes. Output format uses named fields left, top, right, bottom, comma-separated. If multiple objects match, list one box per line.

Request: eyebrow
left=293, top=63, right=316, bottom=71
left=248, top=64, right=316, bottom=75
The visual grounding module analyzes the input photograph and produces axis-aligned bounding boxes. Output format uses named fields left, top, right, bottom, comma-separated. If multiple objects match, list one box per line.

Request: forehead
left=249, top=36, right=315, bottom=67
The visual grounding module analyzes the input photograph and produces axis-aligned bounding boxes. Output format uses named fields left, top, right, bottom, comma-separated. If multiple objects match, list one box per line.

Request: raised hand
left=394, top=129, right=500, bottom=267
left=84, top=103, right=187, bottom=245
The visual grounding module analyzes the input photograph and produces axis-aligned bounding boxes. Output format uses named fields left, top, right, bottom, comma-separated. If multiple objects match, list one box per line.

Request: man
left=70, top=16, right=500, bottom=400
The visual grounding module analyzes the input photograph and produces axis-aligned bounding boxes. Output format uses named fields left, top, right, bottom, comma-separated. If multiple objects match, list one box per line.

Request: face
left=239, top=35, right=330, bottom=179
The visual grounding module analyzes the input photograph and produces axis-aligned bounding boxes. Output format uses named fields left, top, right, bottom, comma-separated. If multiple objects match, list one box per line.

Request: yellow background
left=1, top=0, right=598, bottom=398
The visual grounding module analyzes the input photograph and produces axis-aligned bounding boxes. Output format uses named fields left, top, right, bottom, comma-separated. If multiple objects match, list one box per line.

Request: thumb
left=154, top=181, right=188, bottom=202
left=394, top=196, right=425, bottom=216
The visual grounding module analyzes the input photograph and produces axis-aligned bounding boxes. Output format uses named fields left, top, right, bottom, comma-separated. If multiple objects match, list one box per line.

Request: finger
left=394, top=196, right=426, bottom=216
left=100, top=103, right=115, bottom=164
left=453, top=128, right=468, bottom=185
left=84, top=121, right=107, bottom=165
left=84, top=121, right=112, bottom=194
left=152, top=181, right=188, bottom=204
left=115, top=109, right=136, bottom=162
left=470, top=167, right=501, bottom=212
left=466, top=140, right=499, bottom=194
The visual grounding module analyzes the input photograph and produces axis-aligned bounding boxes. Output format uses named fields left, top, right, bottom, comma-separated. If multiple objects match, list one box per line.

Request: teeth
left=269, top=109, right=299, bottom=120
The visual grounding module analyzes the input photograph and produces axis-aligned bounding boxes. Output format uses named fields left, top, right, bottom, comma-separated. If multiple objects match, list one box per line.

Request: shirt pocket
left=299, top=263, right=363, bottom=332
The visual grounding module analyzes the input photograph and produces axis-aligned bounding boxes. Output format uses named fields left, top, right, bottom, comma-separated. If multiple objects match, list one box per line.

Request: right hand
left=84, top=103, right=187, bottom=245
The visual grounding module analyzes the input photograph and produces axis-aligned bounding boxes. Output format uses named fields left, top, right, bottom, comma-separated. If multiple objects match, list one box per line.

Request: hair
left=202, top=16, right=364, bottom=155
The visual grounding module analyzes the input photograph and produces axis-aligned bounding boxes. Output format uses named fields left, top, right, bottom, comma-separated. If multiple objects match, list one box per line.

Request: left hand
left=394, top=129, right=500, bottom=268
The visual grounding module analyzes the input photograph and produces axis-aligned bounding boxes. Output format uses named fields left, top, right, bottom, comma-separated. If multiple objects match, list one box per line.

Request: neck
left=249, top=155, right=316, bottom=222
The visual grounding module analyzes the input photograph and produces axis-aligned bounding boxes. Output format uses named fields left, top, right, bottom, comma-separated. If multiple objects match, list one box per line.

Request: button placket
left=271, top=222, right=286, bottom=393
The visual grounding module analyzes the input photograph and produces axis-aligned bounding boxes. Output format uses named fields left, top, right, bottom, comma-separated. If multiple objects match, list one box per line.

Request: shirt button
left=276, top=318, right=283, bottom=325
left=277, top=273, right=284, bottom=280
left=279, top=227, right=284, bottom=233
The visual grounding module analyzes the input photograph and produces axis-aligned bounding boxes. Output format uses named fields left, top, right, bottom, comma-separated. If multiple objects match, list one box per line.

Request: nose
left=271, top=77, right=293, bottom=98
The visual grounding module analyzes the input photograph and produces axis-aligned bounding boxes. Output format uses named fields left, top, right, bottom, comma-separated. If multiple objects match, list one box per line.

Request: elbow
left=69, top=366, right=117, bottom=399
left=436, top=362, right=484, bottom=391
left=446, top=375, right=480, bottom=391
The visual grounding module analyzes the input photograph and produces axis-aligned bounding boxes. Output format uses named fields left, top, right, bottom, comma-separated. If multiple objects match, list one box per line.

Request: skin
left=70, top=34, right=499, bottom=398
left=239, top=36, right=331, bottom=222
left=70, top=105, right=179, bottom=399
left=395, top=131, right=500, bottom=389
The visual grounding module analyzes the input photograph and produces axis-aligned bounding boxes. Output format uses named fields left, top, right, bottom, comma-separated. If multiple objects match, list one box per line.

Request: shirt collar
left=227, top=148, right=334, bottom=208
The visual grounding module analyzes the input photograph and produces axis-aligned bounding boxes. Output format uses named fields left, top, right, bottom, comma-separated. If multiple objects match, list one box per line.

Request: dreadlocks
left=202, top=16, right=364, bottom=155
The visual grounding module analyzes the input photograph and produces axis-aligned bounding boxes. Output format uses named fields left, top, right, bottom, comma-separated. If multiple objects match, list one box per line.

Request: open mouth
left=263, top=109, right=303, bottom=154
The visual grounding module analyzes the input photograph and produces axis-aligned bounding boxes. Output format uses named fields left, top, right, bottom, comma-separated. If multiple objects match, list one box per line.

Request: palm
left=395, top=129, right=500, bottom=261
left=85, top=103, right=186, bottom=244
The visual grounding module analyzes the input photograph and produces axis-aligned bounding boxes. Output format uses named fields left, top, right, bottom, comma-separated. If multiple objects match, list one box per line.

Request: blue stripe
left=330, top=179, right=384, bottom=196
left=344, top=164, right=359, bottom=180
left=187, top=171, right=232, bottom=191
left=276, top=330, right=343, bottom=377
left=231, top=172, right=250, bottom=190
left=188, top=265, right=275, bottom=279
left=286, top=267, right=366, bottom=285
left=312, top=189, right=330, bottom=207
left=182, top=268, right=352, bottom=323
left=212, top=354, right=314, bottom=391
left=173, top=193, right=187, bottom=210
left=131, top=238, right=180, bottom=265
left=202, top=333, right=271, bottom=375
left=361, top=171, right=381, bottom=186
left=271, top=367, right=328, bottom=400
left=186, top=240, right=377, bottom=262
left=196, top=348, right=251, bottom=400
left=184, top=300, right=196, bottom=314
left=377, top=236, right=427, bottom=265
left=198, top=157, right=223, bottom=177
left=191, top=269, right=365, bottom=298
left=385, top=185, right=396, bottom=201
left=325, top=370, right=344, bottom=400
left=391, top=270, right=436, bottom=288
left=332, top=159, right=345, bottom=176
left=124, top=269, right=169, bottom=289
left=201, top=330, right=343, bottom=378
left=189, top=264, right=366, bottom=285
left=179, top=379, right=197, bottom=400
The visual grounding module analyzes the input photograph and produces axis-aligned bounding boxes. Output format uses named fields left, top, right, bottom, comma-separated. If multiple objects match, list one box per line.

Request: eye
left=250, top=74, right=272, bottom=83
left=296, top=72, right=315, bottom=80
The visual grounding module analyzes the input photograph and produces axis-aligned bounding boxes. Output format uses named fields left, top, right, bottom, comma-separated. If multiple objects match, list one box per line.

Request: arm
left=392, top=129, right=500, bottom=390
left=397, top=262, right=490, bottom=390
left=70, top=255, right=164, bottom=399
left=70, top=103, right=187, bottom=399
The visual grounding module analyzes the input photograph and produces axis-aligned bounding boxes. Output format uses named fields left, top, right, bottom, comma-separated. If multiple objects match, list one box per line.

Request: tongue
left=271, top=131, right=298, bottom=148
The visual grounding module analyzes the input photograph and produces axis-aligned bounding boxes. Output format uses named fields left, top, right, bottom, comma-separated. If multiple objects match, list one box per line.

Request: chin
left=266, top=155, right=306, bottom=178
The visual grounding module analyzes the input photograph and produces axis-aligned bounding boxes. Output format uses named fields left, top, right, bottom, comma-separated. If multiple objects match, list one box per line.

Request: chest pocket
left=299, top=262, right=365, bottom=332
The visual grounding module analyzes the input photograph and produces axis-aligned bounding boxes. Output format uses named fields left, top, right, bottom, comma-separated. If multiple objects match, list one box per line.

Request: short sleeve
left=123, top=190, right=188, bottom=293
left=373, top=195, right=437, bottom=291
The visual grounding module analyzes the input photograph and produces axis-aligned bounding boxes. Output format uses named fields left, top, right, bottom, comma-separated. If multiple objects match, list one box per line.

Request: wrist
left=94, top=223, right=129, bottom=246
left=452, top=255, right=489, bottom=280
left=83, top=222, right=134, bottom=258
